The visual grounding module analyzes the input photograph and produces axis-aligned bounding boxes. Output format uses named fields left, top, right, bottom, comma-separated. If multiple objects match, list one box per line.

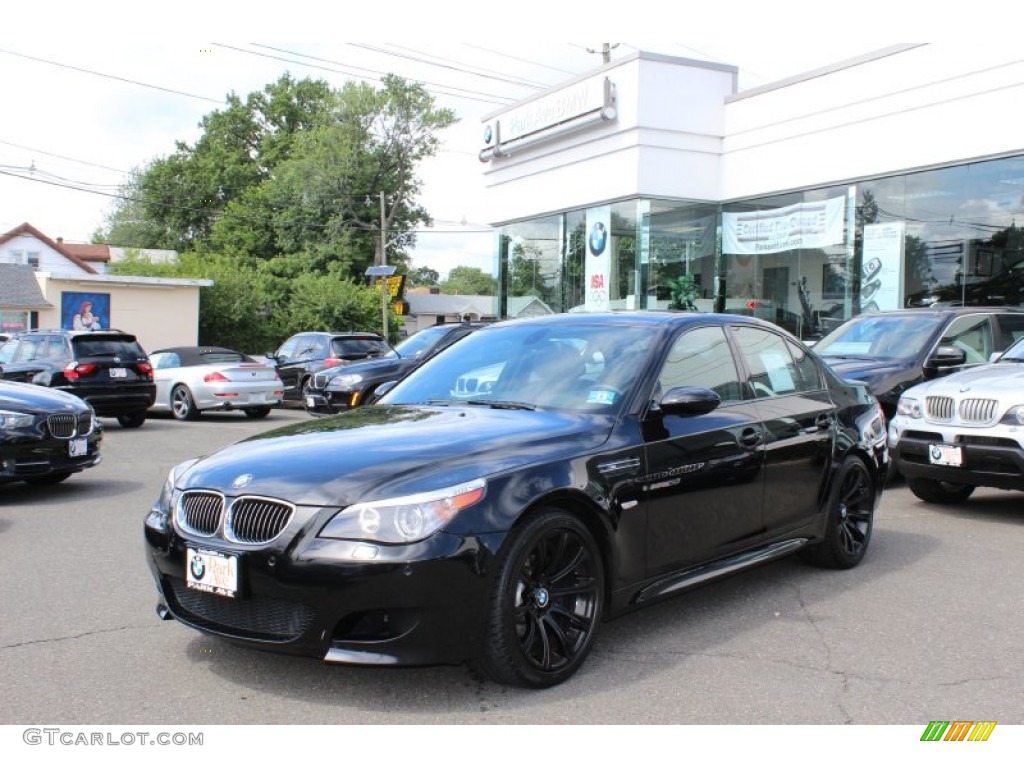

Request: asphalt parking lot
left=1, top=406, right=1022, bottom=725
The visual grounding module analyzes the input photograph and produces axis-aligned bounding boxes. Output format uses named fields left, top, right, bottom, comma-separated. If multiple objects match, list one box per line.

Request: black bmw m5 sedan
left=145, top=312, right=887, bottom=687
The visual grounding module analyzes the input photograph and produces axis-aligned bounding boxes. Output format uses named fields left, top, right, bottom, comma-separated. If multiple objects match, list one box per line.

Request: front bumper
left=304, top=390, right=355, bottom=416
left=0, top=432, right=102, bottom=481
left=890, top=421, right=1024, bottom=491
left=144, top=508, right=500, bottom=666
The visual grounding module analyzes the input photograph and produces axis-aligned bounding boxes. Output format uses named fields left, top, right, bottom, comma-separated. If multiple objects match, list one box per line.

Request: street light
left=366, top=264, right=397, bottom=340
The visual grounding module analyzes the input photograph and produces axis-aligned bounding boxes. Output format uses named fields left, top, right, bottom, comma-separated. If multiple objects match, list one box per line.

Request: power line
left=459, top=44, right=581, bottom=77
left=346, top=43, right=547, bottom=90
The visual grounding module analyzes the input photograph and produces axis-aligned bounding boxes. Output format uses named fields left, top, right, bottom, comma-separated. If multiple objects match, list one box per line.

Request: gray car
left=149, top=346, right=282, bottom=421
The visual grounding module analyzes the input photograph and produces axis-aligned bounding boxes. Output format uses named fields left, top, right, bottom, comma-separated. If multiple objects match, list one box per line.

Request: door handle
left=738, top=428, right=763, bottom=448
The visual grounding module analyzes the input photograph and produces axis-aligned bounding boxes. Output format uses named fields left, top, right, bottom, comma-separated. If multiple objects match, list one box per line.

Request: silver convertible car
left=889, top=334, right=1024, bottom=503
left=149, top=346, right=283, bottom=421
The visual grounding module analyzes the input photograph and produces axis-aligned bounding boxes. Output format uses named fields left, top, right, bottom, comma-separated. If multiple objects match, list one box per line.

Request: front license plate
left=186, top=547, right=239, bottom=598
left=928, top=444, right=962, bottom=467
left=68, top=438, right=88, bottom=457
left=306, top=396, right=316, bottom=408
left=109, top=367, right=127, bottom=378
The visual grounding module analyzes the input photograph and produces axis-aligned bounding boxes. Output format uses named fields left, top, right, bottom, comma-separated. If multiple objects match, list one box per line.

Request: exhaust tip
left=156, top=603, right=174, bottom=621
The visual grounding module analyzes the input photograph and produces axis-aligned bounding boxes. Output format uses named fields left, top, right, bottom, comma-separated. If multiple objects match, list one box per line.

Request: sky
left=0, top=3, right=958, bottom=279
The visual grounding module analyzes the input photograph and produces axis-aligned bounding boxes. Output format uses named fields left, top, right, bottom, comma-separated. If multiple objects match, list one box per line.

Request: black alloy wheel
left=478, top=510, right=604, bottom=688
left=802, top=455, right=875, bottom=569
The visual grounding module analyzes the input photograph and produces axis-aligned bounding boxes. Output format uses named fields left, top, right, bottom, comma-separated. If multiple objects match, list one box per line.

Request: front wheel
left=802, top=455, right=875, bottom=569
left=476, top=510, right=604, bottom=688
left=117, top=411, right=147, bottom=428
left=906, top=477, right=975, bottom=504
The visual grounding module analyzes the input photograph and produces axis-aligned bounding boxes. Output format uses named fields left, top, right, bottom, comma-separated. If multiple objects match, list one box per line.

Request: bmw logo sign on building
left=589, top=222, right=607, bottom=256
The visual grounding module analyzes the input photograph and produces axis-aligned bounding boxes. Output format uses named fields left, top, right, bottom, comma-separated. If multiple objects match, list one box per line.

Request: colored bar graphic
left=920, top=720, right=996, bottom=742
left=921, top=721, right=950, bottom=741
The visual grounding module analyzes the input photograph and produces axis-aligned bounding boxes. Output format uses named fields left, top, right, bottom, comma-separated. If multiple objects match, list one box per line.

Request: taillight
left=64, top=362, right=96, bottom=380
left=746, top=300, right=757, bottom=310
left=204, top=371, right=230, bottom=383
left=136, top=361, right=153, bottom=378
left=323, top=357, right=345, bottom=368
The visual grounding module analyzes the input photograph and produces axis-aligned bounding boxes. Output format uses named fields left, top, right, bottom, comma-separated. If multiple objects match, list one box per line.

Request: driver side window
left=940, top=315, right=994, bottom=364
left=657, top=326, right=743, bottom=403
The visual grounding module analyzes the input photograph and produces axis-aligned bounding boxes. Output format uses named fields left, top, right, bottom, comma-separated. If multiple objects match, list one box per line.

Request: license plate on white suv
left=928, top=444, right=962, bottom=467
left=186, top=547, right=239, bottom=598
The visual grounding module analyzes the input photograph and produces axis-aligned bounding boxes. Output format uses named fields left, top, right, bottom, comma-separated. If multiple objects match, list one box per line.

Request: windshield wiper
left=466, top=399, right=537, bottom=411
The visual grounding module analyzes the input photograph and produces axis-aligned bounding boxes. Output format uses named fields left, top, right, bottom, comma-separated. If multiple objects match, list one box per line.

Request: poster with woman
left=61, top=291, right=110, bottom=331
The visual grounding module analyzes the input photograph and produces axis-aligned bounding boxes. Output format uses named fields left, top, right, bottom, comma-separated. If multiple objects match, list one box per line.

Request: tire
left=25, top=472, right=72, bottom=485
left=802, top=455, right=875, bottom=569
left=906, top=477, right=975, bottom=504
left=476, top=509, right=604, bottom=688
left=117, top=411, right=147, bottom=428
left=171, top=385, right=199, bottom=421
left=243, top=406, right=271, bottom=419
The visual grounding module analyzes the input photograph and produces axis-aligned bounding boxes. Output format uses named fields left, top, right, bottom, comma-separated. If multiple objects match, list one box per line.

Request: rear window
left=331, top=338, right=387, bottom=357
left=71, top=336, right=146, bottom=359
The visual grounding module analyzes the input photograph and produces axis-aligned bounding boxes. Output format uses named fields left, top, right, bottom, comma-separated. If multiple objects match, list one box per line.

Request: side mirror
left=927, top=345, right=967, bottom=370
left=658, top=386, right=721, bottom=417
left=371, top=380, right=398, bottom=402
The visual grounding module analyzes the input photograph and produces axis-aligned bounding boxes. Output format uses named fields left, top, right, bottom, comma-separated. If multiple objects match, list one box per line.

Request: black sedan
left=1, top=380, right=101, bottom=485
left=304, top=322, right=485, bottom=415
left=145, top=312, right=887, bottom=687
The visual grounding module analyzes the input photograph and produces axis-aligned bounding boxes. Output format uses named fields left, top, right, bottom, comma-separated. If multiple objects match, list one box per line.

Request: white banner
left=585, top=206, right=612, bottom=311
left=723, top=198, right=846, bottom=255
left=862, top=222, right=905, bottom=312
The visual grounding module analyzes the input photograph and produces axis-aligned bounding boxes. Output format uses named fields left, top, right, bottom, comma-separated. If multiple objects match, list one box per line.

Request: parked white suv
left=889, top=335, right=1024, bottom=503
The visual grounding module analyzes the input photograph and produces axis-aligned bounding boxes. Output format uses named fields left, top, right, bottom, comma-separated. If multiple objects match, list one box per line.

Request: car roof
left=152, top=346, right=253, bottom=365
left=487, top=310, right=795, bottom=333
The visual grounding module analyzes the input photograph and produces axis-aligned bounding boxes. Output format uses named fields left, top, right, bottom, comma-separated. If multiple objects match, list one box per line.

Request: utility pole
left=379, top=191, right=389, bottom=340
left=586, top=43, right=619, bottom=64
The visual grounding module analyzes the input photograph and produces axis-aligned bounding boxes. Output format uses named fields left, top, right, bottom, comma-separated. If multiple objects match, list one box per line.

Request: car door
left=642, top=324, right=766, bottom=576
left=274, top=334, right=308, bottom=396
left=730, top=325, right=836, bottom=537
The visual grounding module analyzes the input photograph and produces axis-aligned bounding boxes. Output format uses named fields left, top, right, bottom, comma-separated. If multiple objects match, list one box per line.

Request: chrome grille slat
left=925, top=396, right=954, bottom=422
left=226, top=497, right=294, bottom=544
left=959, top=398, right=997, bottom=424
left=47, top=414, right=77, bottom=438
left=178, top=491, right=224, bottom=537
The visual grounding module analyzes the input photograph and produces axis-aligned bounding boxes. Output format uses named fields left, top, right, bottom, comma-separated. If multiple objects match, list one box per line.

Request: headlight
left=1000, top=405, right=1024, bottom=426
left=153, top=458, right=200, bottom=512
left=327, top=373, right=364, bottom=391
left=0, top=410, right=34, bottom=429
left=319, top=478, right=487, bottom=544
left=896, top=396, right=922, bottom=419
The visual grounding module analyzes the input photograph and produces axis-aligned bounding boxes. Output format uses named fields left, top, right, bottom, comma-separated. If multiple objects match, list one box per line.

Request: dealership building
left=478, top=44, right=1024, bottom=339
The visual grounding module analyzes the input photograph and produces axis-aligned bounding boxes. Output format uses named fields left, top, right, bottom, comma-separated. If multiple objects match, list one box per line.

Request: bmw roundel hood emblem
left=231, top=473, right=253, bottom=490
left=589, top=222, right=607, bottom=255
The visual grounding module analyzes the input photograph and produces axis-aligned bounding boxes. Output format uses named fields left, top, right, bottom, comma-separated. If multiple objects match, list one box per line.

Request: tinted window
left=733, top=326, right=820, bottom=397
left=996, top=314, right=1024, bottom=347
left=332, top=338, right=387, bottom=357
left=657, top=326, right=743, bottom=403
left=939, top=315, right=993, bottom=364
left=198, top=351, right=248, bottom=364
left=71, top=337, right=146, bottom=359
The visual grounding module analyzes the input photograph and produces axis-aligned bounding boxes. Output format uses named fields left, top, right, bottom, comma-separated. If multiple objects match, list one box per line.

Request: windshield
left=813, top=314, right=944, bottom=360
left=380, top=322, right=656, bottom=413
left=999, top=337, right=1024, bottom=362
left=388, top=325, right=455, bottom=360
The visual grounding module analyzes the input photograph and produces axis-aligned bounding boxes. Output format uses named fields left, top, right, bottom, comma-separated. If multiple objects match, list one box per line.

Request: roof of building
left=0, top=263, right=52, bottom=309
left=0, top=222, right=98, bottom=274
left=60, top=241, right=111, bottom=263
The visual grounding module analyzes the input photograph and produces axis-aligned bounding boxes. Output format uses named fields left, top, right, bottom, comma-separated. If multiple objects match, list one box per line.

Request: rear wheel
left=243, top=406, right=271, bottom=419
left=171, top=385, right=199, bottom=421
left=117, top=411, right=147, bottom=428
left=802, top=455, right=875, bottom=569
left=476, top=509, right=604, bottom=688
left=907, top=477, right=975, bottom=504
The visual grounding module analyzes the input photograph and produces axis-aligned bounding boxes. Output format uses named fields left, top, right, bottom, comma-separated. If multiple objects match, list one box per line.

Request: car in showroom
left=304, top=322, right=486, bottom=415
left=267, top=331, right=389, bottom=404
left=812, top=307, right=1024, bottom=422
left=889, top=334, right=1024, bottom=504
left=149, top=346, right=283, bottom=421
left=1, top=379, right=101, bottom=485
left=145, top=312, right=887, bottom=688
left=0, top=329, right=156, bottom=427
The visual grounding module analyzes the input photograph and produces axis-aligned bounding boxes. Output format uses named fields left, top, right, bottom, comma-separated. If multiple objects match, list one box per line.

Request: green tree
left=408, top=266, right=440, bottom=288
left=442, top=266, right=496, bottom=295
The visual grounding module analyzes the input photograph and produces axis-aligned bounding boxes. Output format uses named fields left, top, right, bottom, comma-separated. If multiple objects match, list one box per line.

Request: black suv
left=0, top=329, right=156, bottom=427
left=267, top=331, right=389, bottom=403
left=305, top=322, right=486, bottom=415
left=813, top=307, right=1024, bottom=422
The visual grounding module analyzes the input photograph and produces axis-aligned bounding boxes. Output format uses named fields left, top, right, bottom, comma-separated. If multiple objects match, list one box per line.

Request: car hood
left=905, top=362, right=1024, bottom=397
left=322, top=356, right=410, bottom=383
left=177, top=404, right=615, bottom=506
left=0, top=380, right=90, bottom=412
left=820, top=357, right=914, bottom=390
